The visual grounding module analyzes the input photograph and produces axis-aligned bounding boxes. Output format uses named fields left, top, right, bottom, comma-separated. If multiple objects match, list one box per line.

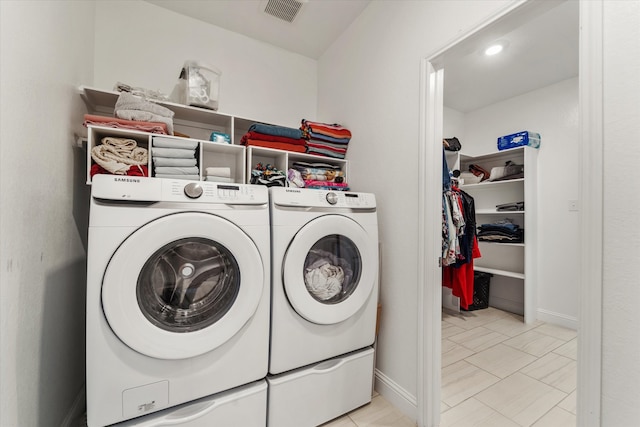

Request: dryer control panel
left=272, top=187, right=376, bottom=209
left=163, top=180, right=267, bottom=205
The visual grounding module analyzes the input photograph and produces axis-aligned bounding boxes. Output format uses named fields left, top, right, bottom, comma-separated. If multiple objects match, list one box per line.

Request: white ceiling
left=144, top=0, right=371, bottom=60
left=145, top=0, right=578, bottom=113
left=434, top=0, right=579, bottom=112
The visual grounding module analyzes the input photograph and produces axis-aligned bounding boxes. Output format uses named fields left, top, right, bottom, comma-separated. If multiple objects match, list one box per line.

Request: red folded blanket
left=241, top=131, right=307, bottom=146
left=83, top=114, right=168, bottom=134
left=90, top=163, right=149, bottom=178
left=243, top=139, right=307, bottom=153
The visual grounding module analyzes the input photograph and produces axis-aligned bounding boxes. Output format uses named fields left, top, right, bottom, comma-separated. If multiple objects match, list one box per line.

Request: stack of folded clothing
left=83, top=114, right=169, bottom=135
left=90, top=136, right=149, bottom=177
left=496, top=201, right=525, bottom=212
left=205, top=167, right=232, bottom=183
left=250, top=163, right=287, bottom=187
left=151, top=136, right=199, bottom=181
left=289, top=161, right=349, bottom=191
left=477, top=218, right=524, bottom=243
left=114, top=92, right=175, bottom=135
left=241, top=123, right=307, bottom=153
left=300, top=119, right=351, bottom=159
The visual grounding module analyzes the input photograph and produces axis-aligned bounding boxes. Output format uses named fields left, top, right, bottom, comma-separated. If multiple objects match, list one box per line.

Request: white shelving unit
left=80, top=86, right=348, bottom=186
left=455, top=146, right=538, bottom=323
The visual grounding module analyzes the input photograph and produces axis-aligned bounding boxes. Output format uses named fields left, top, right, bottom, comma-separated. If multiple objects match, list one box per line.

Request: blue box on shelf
left=497, top=131, right=541, bottom=151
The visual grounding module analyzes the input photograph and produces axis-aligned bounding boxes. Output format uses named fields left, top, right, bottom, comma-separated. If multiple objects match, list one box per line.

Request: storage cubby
left=86, top=126, right=151, bottom=184
left=245, top=146, right=349, bottom=186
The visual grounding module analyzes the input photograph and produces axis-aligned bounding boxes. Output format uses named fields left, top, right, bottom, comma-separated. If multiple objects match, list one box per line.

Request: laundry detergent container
left=177, top=60, right=221, bottom=110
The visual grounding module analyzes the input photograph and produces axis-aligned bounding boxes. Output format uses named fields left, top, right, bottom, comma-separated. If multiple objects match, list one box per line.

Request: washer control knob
left=326, top=192, right=338, bottom=205
left=184, top=182, right=203, bottom=199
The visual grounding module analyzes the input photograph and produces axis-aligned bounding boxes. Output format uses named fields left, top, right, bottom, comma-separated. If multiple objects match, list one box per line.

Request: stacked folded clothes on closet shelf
left=477, top=218, right=524, bottom=243
left=114, top=91, right=175, bottom=135
left=151, top=137, right=199, bottom=181
left=90, top=136, right=149, bottom=177
left=240, top=123, right=307, bottom=153
left=289, top=161, right=349, bottom=191
left=205, top=167, right=233, bottom=183
left=83, top=114, right=169, bottom=135
left=300, top=119, right=351, bottom=159
left=496, top=201, right=525, bottom=212
left=250, top=163, right=287, bottom=187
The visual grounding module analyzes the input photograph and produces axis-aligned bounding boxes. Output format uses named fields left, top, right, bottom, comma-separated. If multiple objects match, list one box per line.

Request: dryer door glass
left=303, top=235, right=362, bottom=304
left=137, top=237, right=240, bottom=333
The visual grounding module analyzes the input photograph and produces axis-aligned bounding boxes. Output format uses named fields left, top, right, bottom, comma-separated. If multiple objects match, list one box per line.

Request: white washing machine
left=268, top=187, right=379, bottom=426
left=86, top=175, right=270, bottom=427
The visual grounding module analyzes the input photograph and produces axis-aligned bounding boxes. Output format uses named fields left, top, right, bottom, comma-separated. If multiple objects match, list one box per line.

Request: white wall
left=0, top=1, right=95, bottom=426
left=601, top=1, right=640, bottom=425
left=459, top=77, right=580, bottom=328
left=93, top=1, right=318, bottom=129
left=317, top=0, right=513, bottom=416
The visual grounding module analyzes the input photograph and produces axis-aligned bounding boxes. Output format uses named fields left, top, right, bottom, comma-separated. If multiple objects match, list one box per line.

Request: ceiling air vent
left=263, top=0, right=305, bottom=23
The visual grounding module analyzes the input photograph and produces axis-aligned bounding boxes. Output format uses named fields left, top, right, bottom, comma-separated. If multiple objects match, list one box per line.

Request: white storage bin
left=267, top=347, right=374, bottom=427
left=116, top=380, right=267, bottom=426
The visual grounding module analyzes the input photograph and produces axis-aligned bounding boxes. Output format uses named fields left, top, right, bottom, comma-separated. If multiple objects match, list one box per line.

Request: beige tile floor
left=325, top=307, right=576, bottom=427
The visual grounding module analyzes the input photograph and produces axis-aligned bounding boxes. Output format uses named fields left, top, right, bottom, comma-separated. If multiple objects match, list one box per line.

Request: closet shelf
left=476, top=209, right=525, bottom=215
left=474, top=266, right=525, bottom=280
left=477, top=241, right=525, bottom=247
left=460, top=178, right=524, bottom=189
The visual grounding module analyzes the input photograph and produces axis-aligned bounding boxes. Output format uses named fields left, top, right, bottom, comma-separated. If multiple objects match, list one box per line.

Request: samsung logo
left=114, top=177, right=141, bottom=183
left=285, top=189, right=301, bottom=193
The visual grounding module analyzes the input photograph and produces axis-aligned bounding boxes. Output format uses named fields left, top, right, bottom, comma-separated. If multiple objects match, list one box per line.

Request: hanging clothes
left=441, top=149, right=481, bottom=310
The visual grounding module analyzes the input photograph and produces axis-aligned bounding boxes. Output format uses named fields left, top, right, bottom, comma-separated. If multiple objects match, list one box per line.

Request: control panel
left=163, top=180, right=265, bottom=204
left=272, top=187, right=376, bottom=209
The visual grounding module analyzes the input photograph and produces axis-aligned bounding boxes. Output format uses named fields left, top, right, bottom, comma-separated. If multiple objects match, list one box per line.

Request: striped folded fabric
left=300, top=119, right=352, bottom=159
left=300, top=119, right=352, bottom=141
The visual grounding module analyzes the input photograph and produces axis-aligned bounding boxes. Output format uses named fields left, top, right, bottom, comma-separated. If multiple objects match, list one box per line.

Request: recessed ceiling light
left=484, top=44, right=504, bottom=56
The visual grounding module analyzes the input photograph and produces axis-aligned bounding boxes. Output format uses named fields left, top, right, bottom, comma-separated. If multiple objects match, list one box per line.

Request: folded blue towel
left=152, top=157, right=197, bottom=167
left=248, top=123, right=302, bottom=140
left=152, top=136, right=199, bottom=149
left=154, top=166, right=200, bottom=175
left=151, top=147, right=195, bottom=158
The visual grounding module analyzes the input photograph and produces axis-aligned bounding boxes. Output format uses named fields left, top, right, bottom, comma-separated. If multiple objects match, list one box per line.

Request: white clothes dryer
left=86, top=175, right=270, bottom=427
left=268, top=187, right=379, bottom=374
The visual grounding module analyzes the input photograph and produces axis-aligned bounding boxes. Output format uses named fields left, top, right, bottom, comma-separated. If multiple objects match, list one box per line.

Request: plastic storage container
left=497, top=131, right=540, bottom=151
left=178, top=61, right=221, bottom=111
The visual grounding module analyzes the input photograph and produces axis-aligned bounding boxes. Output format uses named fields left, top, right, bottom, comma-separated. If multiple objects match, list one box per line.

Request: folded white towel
left=151, top=147, right=195, bottom=158
left=154, top=166, right=199, bottom=175
left=205, top=167, right=231, bottom=178
left=154, top=174, right=200, bottom=181
left=205, top=176, right=233, bottom=183
left=91, top=137, right=148, bottom=174
left=152, top=137, right=198, bottom=150
left=116, top=109, right=174, bottom=135
left=152, top=157, right=197, bottom=167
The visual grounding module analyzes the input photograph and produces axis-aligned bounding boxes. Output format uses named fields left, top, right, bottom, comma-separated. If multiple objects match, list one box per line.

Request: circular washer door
left=102, top=212, right=264, bottom=360
left=283, top=215, right=376, bottom=325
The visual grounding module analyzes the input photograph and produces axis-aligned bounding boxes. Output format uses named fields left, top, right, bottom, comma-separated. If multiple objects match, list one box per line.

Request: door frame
left=417, top=1, right=604, bottom=426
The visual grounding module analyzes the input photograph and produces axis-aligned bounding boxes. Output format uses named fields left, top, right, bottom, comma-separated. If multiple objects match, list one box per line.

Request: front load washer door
left=283, top=215, right=375, bottom=325
left=102, top=212, right=264, bottom=360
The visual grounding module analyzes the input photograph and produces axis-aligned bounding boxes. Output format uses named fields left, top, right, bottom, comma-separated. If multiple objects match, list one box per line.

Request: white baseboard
left=537, top=308, right=579, bottom=330
left=60, top=384, right=86, bottom=427
left=374, top=369, right=417, bottom=421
